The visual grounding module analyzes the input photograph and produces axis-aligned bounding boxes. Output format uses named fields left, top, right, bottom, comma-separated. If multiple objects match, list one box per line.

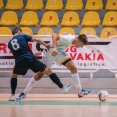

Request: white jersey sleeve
left=59, top=34, right=75, bottom=45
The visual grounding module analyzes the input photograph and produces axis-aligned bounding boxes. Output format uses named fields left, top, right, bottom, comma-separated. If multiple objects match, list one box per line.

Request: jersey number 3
left=11, top=39, right=20, bottom=50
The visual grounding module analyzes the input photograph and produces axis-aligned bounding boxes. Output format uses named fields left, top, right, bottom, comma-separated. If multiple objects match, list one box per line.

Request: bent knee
left=42, top=67, right=53, bottom=75
left=69, top=66, right=77, bottom=73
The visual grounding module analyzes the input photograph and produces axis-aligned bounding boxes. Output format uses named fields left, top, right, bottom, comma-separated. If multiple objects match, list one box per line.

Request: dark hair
left=77, top=34, right=88, bottom=45
left=12, top=27, right=22, bottom=35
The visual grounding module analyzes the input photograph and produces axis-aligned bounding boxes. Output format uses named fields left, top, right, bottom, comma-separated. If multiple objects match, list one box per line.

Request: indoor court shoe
left=61, top=84, right=72, bottom=93
left=78, top=89, right=93, bottom=98
left=16, top=92, right=26, bottom=101
left=9, top=95, right=15, bottom=101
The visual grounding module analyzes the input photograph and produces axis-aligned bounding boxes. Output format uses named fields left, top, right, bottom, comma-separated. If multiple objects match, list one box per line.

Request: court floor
left=0, top=94, right=117, bottom=117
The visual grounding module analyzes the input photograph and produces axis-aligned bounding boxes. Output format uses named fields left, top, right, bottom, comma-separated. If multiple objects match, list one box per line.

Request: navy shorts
left=13, top=58, right=46, bottom=75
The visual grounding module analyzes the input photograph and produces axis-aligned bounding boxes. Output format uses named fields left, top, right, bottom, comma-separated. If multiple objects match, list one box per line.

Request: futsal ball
left=98, top=90, right=108, bottom=101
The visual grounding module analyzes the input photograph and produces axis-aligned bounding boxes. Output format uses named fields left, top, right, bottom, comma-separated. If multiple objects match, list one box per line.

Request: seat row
left=0, top=0, right=117, bottom=11
left=0, top=27, right=117, bottom=39
left=0, top=11, right=117, bottom=27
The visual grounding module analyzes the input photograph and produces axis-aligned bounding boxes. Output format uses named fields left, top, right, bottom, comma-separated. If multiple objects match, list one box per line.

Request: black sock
left=10, top=78, right=17, bottom=95
left=49, top=73, right=63, bottom=88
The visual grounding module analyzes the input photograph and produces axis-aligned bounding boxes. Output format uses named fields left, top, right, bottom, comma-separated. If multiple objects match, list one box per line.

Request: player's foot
left=61, top=84, right=72, bottom=93
left=9, top=95, right=15, bottom=101
left=78, top=89, right=93, bottom=98
left=16, top=92, right=26, bottom=101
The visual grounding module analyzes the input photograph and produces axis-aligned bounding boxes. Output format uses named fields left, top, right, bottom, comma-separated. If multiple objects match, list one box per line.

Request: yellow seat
left=105, top=0, right=117, bottom=10
left=5, top=0, right=23, bottom=10
left=59, top=27, right=75, bottom=35
left=0, top=0, right=4, bottom=10
left=37, top=27, right=54, bottom=35
left=0, top=11, right=18, bottom=26
left=65, top=0, right=83, bottom=11
left=40, top=11, right=59, bottom=26
left=25, top=0, right=43, bottom=10
left=20, top=27, right=33, bottom=36
left=45, top=0, right=63, bottom=10
left=100, top=27, right=117, bottom=39
left=102, top=11, right=117, bottom=26
left=85, top=0, right=103, bottom=10
left=82, top=11, right=100, bottom=26
left=80, top=27, right=97, bottom=36
left=61, top=11, right=80, bottom=26
left=0, top=27, right=12, bottom=35
left=20, top=11, right=39, bottom=26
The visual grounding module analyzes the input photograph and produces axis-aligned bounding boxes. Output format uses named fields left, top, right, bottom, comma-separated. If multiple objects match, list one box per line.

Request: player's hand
left=34, top=51, right=42, bottom=58
left=45, top=44, right=50, bottom=50
left=51, top=48, right=58, bottom=56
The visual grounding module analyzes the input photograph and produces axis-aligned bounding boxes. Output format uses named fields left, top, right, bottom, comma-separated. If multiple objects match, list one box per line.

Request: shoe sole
left=83, top=90, right=93, bottom=96
left=78, top=90, right=93, bottom=98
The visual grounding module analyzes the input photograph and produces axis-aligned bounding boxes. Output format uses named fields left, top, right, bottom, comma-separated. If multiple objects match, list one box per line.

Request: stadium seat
left=82, top=11, right=100, bottom=26
left=21, top=27, right=33, bottom=36
left=0, top=0, right=4, bottom=10
left=37, top=27, right=54, bottom=35
left=5, top=0, right=23, bottom=10
left=85, top=0, right=103, bottom=10
left=80, top=27, right=97, bottom=36
left=19, top=11, right=39, bottom=26
left=45, top=0, right=63, bottom=10
left=0, top=27, right=12, bottom=35
left=0, top=11, right=18, bottom=26
left=59, top=27, right=75, bottom=35
left=100, top=27, right=117, bottom=39
left=61, top=11, right=80, bottom=26
left=105, top=0, right=117, bottom=10
left=102, top=11, right=117, bottom=26
left=65, top=0, right=83, bottom=10
left=25, top=0, right=43, bottom=10
left=40, top=11, right=59, bottom=26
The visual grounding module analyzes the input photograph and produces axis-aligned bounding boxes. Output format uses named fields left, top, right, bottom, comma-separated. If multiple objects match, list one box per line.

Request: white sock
left=23, top=77, right=37, bottom=94
left=71, top=73, right=82, bottom=93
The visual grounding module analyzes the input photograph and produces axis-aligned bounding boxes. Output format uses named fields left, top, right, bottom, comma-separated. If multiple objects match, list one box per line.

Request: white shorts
left=42, top=51, right=71, bottom=68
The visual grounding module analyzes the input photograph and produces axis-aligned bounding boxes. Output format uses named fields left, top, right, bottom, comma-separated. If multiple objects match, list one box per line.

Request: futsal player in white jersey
left=17, top=34, right=92, bottom=101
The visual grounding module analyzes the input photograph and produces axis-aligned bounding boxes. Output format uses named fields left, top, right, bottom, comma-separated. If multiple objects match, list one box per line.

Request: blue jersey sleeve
left=23, top=34, right=33, bottom=42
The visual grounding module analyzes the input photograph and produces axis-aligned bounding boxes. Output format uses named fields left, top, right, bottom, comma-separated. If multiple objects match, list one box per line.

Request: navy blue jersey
left=8, top=34, right=35, bottom=63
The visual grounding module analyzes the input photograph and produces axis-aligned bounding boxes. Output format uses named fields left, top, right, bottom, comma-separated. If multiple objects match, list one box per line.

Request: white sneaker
left=9, top=95, right=15, bottom=101
left=61, top=84, right=72, bottom=93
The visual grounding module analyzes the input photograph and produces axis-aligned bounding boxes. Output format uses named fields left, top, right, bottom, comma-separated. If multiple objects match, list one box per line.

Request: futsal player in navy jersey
left=8, top=27, right=72, bottom=101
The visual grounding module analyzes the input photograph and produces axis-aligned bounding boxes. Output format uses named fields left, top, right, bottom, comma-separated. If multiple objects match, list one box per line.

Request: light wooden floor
left=0, top=94, right=117, bottom=117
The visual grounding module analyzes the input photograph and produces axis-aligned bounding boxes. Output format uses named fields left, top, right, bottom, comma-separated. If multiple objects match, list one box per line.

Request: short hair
left=77, top=34, right=88, bottom=45
left=12, top=27, right=22, bottom=35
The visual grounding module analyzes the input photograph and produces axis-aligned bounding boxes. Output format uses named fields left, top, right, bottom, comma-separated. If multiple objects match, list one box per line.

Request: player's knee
left=11, top=72, right=18, bottom=78
left=70, top=66, right=77, bottom=73
left=42, top=67, right=53, bottom=75
left=34, top=72, right=44, bottom=81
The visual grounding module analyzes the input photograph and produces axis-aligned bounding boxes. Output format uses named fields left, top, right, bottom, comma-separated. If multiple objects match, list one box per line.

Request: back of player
left=8, top=34, right=34, bottom=64
left=8, top=27, right=45, bottom=75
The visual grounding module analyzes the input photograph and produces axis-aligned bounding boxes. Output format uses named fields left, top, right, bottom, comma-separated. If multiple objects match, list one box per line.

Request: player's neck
left=13, top=33, right=19, bottom=37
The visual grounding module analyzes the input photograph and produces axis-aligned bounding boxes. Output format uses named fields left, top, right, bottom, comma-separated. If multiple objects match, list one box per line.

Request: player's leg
left=57, top=52, right=92, bottom=98
left=9, top=65, right=28, bottom=101
left=63, top=60, right=92, bottom=98
left=16, top=72, right=44, bottom=101
left=16, top=58, right=72, bottom=101
left=9, top=72, right=18, bottom=101
left=41, top=66, right=72, bottom=92
left=23, top=72, right=44, bottom=94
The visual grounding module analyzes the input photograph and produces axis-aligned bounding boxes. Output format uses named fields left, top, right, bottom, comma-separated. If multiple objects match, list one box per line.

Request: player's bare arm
left=32, top=37, right=50, bottom=50
left=51, top=33, right=60, bottom=56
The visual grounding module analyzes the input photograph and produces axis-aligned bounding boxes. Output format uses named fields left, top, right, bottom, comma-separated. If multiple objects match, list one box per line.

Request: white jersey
left=48, top=34, right=75, bottom=54
left=42, top=34, right=75, bottom=68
